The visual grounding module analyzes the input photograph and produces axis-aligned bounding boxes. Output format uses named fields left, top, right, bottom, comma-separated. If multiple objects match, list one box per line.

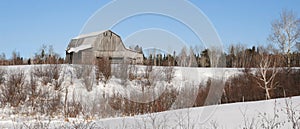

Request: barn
left=65, top=30, right=143, bottom=64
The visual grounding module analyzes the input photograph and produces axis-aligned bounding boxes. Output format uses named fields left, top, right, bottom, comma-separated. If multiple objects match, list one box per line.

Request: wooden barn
left=65, top=30, right=143, bottom=64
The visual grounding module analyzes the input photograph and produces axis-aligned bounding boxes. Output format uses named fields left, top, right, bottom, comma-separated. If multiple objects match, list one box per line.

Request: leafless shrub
left=239, top=106, right=258, bottom=129
left=22, top=117, right=51, bottom=129
left=145, top=63, right=152, bottom=77
left=173, top=82, right=198, bottom=109
left=116, top=118, right=129, bottom=129
left=24, top=69, right=63, bottom=116
left=53, top=75, right=64, bottom=91
left=32, top=64, right=62, bottom=87
left=29, top=65, right=64, bottom=115
left=69, top=119, right=96, bottom=129
left=47, top=91, right=63, bottom=117
left=108, top=88, right=177, bottom=116
left=148, top=68, right=164, bottom=86
left=74, top=65, right=85, bottom=79
left=163, top=65, right=175, bottom=84
left=50, top=64, right=61, bottom=81
left=194, top=80, right=211, bottom=107
left=66, top=91, right=83, bottom=118
left=135, top=116, right=148, bottom=129
left=32, top=66, right=49, bottom=85
left=209, top=120, right=220, bottom=129
left=0, top=68, right=5, bottom=85
left=146, top=113, right=162, bottom=129
left=258, top=100, right=285, bottom=129
left=128, top=64, right=137, bottom=81
left=283, top=98, right=300, bottom=129
left=96, top=57, right=111, bottom=84
left=64, top=86, right=68, bottom=119
left=137, top=113, right=170, bottom=129
left=0, top=69, right=26, bottom=107
left=27, top=73, right=40, bottom=110
left=221, top=70, right=266, bottom=104
left=174, top=109, right=197, bottom=129
left=74, top=65, right=95, bottom=91
left=83, top=66, right=94, bottom=91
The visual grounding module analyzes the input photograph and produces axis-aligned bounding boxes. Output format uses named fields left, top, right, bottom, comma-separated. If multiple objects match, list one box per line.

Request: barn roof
left=67, top=30, right=112, bottom=53
left=66, top=30, right=140, bottom=54
left=67, top=44, right=92, bottom=53
left=72, top=30, right=107, bottom=39
left=72, top=30, right=120, bottom=39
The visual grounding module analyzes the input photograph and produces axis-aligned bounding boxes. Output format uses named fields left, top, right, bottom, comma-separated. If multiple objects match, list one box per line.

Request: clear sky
left=0, top=0, right=300, bottom=58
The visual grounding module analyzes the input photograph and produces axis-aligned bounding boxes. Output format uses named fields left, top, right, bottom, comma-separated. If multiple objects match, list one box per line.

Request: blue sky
left=0, top=0, right=300, bottom=58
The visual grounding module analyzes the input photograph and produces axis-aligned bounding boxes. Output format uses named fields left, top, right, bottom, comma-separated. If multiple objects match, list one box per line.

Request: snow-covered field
left=94, top=96, right=300, bottom=129
left=0, top=96, right=299, bottom=128
left=0, top=65, right=299, bottom=128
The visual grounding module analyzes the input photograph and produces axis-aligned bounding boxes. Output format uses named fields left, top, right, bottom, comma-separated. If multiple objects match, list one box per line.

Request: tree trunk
left=287, top=52, right=291, bottom=68
left=265, top=88, right=271, bottom=100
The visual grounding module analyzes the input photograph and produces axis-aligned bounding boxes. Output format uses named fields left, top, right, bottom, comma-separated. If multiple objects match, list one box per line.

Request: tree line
left=0, top=45, right=64, bottom=65
left=144, top=9, right=300, bottom=68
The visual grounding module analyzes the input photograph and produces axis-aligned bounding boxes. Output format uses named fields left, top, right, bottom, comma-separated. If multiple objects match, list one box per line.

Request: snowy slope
left=88, top=96, right=299, bottom=129
left=0, top=96, right=299, bottom=128
left=0, top=65, right=299, bottom=128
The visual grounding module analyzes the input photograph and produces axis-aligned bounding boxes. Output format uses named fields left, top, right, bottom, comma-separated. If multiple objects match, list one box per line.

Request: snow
left=0, top=65, right=299, bottom=128
left=0, top=96, right=298, bottom=128
left=67, top=44, right=92, bottom=53
left=88, top=96, right=300, bottom=129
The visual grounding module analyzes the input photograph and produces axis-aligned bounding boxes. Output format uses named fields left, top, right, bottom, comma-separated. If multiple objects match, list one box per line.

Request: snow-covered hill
left=95, top=96, right=300, bottom=129
left=0, top=65, right=299, bottom=128
left=0, top=96, right=299, bottom=128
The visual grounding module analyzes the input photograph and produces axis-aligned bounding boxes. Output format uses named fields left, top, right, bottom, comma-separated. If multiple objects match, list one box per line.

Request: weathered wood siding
left=66, top=30, right=143, bottom=64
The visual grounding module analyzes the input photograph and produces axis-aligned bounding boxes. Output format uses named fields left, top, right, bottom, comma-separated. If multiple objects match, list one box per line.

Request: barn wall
left=66, top=30, right=144, bottom=65
left=93, top=31, right=125, bottom=51
left=72, top=51, right=82, bottom=64
left=82, top=50, right=94, bottom=64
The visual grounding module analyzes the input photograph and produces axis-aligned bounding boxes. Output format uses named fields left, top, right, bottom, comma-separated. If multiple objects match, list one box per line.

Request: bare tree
left=177, top=47, right=188, bottom=67
left=188, top=47, right=198, bottom=67
left=193, top=45, right=203, bottom=57
left=255, top=55, right=278, bottom=99
left=208, top=46, right=224, bottom=67
left=228, top=43, right=247, bottom=67
left=0, top=53, right=6, bottom=65
left=269, top=10, right=300, bottom=67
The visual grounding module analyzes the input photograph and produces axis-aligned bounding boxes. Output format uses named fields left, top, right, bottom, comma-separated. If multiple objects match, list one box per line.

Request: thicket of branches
left=0, top=62, right=65, bottom=116
left=95, top=57, right=111, bottom=84
left=221, top=68, right=300, bottom=103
